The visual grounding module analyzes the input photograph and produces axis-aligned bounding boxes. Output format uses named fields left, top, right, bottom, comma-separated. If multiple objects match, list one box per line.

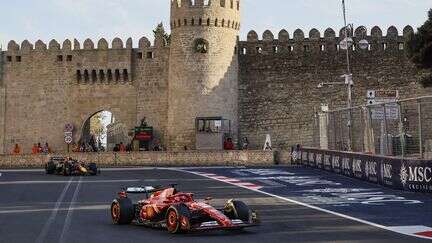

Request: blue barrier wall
left=297, top=147, right=432, bottom=193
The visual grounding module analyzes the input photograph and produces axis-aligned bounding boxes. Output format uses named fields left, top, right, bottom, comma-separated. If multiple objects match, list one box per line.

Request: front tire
left=224, top=200, right=253, bottom=223
left=111, top=198, right=134, bottom=225
left=166, top=204, right=191, bottom=234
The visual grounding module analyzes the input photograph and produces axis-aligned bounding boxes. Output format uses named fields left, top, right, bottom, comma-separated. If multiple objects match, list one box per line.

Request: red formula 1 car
left=110, top=185, right=259, bottom=233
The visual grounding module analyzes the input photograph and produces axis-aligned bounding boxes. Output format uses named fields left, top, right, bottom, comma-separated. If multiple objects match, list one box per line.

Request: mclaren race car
left=110, top=185, right=259, bottom=233
left=45, top=157, right=99, bottom=176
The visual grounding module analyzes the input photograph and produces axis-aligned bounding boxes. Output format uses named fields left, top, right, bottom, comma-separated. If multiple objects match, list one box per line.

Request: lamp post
left=317, top=1, right=355, bottom=151
left=341, top=0, right=353, bottom=151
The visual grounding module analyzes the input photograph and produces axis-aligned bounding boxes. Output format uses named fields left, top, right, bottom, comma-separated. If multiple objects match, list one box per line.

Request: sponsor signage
left=316, top=153, right=323, bottom=169
left=308, top=152, right=315, bottom=167
left=297, top=147, right=432, bottom=193
left=366, top=90, right=399, bottom=120
left=332, top=155, right=341, bottom=174
left=323, top=153, right=332, bottom=171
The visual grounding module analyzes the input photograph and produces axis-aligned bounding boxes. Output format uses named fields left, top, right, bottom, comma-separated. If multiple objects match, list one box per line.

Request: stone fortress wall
left=0, top=0, right=431, bottom=153
left=1, top=36, right=170, bottom=154
left=237, top=26, right=432, bottom=149
left=168, top=0, right=241, bottom=150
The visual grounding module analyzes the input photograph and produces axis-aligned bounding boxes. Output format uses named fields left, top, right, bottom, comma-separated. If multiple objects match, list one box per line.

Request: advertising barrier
left=297, top=147, right=432, bottom=193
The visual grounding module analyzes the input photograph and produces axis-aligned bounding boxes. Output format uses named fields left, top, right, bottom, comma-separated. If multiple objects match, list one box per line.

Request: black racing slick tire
left=111, top=198, right=134, bottom=225
left=45, top=162, right=56, bottom=174
left=224, top=200, right=252, bottom=223
left=88, top=163, right=98, bottom=176
left=63, top=165, right=71, bottom=176
left=166, top=204, right=191, bottom=234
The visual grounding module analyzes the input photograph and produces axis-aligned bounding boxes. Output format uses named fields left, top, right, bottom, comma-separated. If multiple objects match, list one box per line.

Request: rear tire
left=88, top=163, right=98, bottom=176
left=45, top=162, right=56, bottom=174
left=111, top=198, right=134, bottom=225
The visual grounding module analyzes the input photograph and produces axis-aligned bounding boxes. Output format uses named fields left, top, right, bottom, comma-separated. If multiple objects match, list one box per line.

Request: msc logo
left=353, top=159, right=362, bottom=173
left=308, top=153, right=314, bottom=162
left=332, top=156, right=340, bottom=168
left=316, top=154, right=322, bottom=164
left=383, top=163, right=392, bottom=179
left=342, top=158, right=350, bottom=170
left=400, top=164, right=432, bottom=186
left=365, top=161, right=377, bottom=177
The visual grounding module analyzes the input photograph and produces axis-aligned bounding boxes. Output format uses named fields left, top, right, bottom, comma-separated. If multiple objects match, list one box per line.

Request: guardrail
left=294, top=147, right=432, bottom=193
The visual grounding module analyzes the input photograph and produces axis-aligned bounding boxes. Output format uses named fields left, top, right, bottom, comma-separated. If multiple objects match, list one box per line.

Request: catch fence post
left=398, top=102, right=405, bottom=158
left=418, top=99, right=423, bottom=159
left=383, top=104, right=389, bottom=156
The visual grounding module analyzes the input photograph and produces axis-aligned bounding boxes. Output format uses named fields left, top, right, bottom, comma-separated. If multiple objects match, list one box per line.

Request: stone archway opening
left=80, top=110, right=128, bottom=152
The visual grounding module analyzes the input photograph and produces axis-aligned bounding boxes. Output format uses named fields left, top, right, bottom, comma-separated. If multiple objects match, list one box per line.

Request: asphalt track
left=0, top=167, right=430, bottom=243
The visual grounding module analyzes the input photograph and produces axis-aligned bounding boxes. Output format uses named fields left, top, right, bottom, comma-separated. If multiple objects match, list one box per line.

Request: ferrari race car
left=45, top=157, right=99, bottom=176
left=110, top=185, right=259, bottom=233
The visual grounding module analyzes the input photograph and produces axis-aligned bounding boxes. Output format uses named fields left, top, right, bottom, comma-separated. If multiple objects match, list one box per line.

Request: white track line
left=35, top=177, right=73, bottom=243
left=0, top=166, right=247, bottom=173
left=59, top=176, right=82, bottom=243
left=178, top=169, right=431, bottom=240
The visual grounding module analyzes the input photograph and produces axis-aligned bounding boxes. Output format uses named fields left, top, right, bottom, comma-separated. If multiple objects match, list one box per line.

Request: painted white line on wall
left=59, top=176, right=82, bottom=243
left=35, top=177, right=74, bottom=243
left=178, top=169, right=432, bottom=240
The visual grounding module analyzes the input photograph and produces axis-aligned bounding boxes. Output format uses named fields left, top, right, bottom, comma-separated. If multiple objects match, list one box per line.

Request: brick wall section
left=238, top=27, right=432, bottom=150
left=0, top=150, right=277, bottom=169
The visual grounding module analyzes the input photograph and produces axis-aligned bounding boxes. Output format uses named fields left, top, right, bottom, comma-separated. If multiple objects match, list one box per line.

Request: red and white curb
left=387, top=226, right=432, bottom=239
left=196, top=172, right=263, bottom=190
left=183, top=169, right=432, bottom=240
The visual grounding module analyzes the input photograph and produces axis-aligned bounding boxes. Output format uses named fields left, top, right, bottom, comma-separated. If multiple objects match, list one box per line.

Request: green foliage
left=407, top=9, right=432, bottom=87
left=153, top=22, right=171, bottom=45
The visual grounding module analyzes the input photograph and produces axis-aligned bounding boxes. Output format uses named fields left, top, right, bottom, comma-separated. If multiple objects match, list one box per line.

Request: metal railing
left=319, top=96, right=432, bottom=159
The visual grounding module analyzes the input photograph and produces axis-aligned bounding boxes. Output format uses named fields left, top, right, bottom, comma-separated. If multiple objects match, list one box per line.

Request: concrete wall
left=0, top=150, right=276, bottom=169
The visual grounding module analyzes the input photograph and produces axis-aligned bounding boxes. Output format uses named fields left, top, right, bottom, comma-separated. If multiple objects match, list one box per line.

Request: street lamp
left=317, top=1, right=355, bottom=151
left=341, top=0, right=353, bottom=151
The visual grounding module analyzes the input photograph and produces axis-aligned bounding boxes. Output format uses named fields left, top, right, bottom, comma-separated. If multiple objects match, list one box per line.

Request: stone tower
left=167, top=0, right=241, bottom=150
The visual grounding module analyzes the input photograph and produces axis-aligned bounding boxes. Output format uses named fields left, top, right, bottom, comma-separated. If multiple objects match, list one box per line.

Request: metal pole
left=398, top=102, right=405, bottom=158
left=367, top=106, right=374, bottom=154
left=418, top=100, right=423, bottom=159
left=342, top=0, right=353, bottom=151
left=332, top=112, right=337, bottom=150
left=383, top=104, right=389, bottom=155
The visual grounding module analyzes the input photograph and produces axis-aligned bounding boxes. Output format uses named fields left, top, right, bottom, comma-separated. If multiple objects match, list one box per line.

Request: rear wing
left=124, top=186, right=156, bottom=194
left=121, top=184, right=178, bottom=197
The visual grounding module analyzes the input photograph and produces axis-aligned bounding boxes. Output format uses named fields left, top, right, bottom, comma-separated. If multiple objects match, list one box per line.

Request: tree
left=153, top=22, right=171, bottom=45
left=407, top=9, right=432, bottom=87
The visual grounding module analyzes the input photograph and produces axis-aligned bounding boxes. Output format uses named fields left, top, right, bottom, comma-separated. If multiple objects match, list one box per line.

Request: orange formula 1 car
left=110, top=185, right=259, bottom=234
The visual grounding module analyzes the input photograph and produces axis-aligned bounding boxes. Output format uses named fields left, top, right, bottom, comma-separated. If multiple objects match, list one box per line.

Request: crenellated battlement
left=171, top=0, right=240, bottom=10
left=4, top=35, right=167, bottom=53
left=2, top=35, right=170, bottom=86
left=170, top=0, right=240, bottom=31
left=238, top=25, right=414, bottom=55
